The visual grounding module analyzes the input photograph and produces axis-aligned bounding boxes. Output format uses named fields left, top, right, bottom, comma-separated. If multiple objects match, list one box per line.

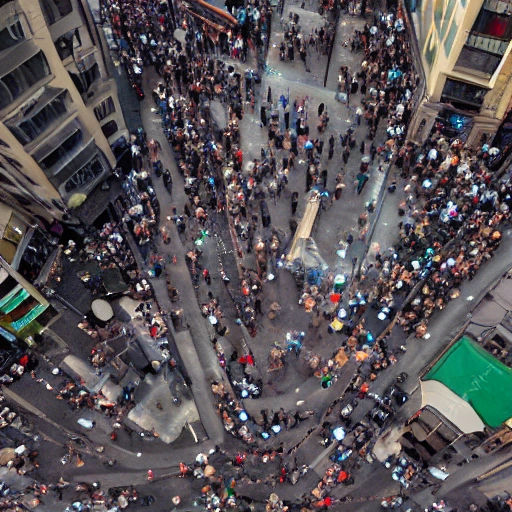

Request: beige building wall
left=407, top=0, right=512, bottom=149
left=0, top=0, right=128, bottom=219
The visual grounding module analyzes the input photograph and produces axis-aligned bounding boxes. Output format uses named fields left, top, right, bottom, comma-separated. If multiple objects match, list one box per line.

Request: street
left=1, top=0, right=511, bottom=511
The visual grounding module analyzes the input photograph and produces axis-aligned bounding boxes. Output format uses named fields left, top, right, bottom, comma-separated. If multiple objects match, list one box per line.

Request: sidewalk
left=135, top=74, right=228, bottom=444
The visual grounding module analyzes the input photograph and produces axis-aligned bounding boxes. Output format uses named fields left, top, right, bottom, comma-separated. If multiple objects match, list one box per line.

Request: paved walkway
left=133, top=69, right=230, bottom=445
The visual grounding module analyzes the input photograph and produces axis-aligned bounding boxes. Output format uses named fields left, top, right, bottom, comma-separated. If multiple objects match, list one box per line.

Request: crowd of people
left=120, top=167, right=160, bottom=252
left=8, top=0, right=507, bottom=510
left=279, top=12, right=335, bottom=71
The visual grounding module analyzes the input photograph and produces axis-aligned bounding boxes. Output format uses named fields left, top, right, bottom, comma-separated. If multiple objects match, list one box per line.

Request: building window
left=55, top=29, right=81, bottom=60
left=8, top=93, right=68, bottom=145
left=39, top=0, right=72, bottom=25
left=10, top=192, right=31, bottom=206
left=472, top=9, right=512, bottom=41
left=101, top=120, right=118, bottom=139
left=441, top=78, right=488, bottom=110
left=2, top=214, right=24, bottom=245
left=0, top=18, right=25, bottom=52
left=52, top=198, right=66, bottom=211
left=94, top=97, right=115, bottom=121
left=39, top=129, right=82, bottom=170
left=0, top=52, right=50, bottom=110
left=69, top=63, right=100, bottom=96
left=457, top=4, right=512, bottom=77
left=64, top=156, right=104, bottom=192
left=455, top=46, right=503, bottom=77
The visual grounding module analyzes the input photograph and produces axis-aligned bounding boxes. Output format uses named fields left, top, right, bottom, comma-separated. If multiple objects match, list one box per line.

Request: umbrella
left=304, top=140, right=314, bottom=149
left=173, top=28, right=186, bottom=44
left=338, top=308, right=347, bottom=319
left=0, top=447, right=16, bottom=465
left=377, top=310, right=388, bottom=321
left=370, top=25, right=378, bottom=34
left=362, top=155, right=371, bottom=163
left=67, top=193, right=87, bottom=209
left=488, top=147, right=500, bottom=156
left=91, top=299, right=114, bottom=322
left=333, top=426, right=346, bottom=440
left=334, top=274, right=345, bottom=284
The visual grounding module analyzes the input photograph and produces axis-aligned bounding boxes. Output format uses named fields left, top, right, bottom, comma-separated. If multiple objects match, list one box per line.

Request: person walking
left=255, top=297, right=263, bottom=315
left=291, top=192, right=299, bottom=215
left=356, top=173, right=369, bottom=195
left=342, top=146, right=350, bottom=164
left=322, top=169, right=328, bottom=188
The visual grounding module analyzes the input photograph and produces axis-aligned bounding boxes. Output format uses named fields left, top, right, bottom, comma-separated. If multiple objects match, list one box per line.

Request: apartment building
left=405, top=0, right=512, bottom=151
left=0, top=0, right=128, bottom=221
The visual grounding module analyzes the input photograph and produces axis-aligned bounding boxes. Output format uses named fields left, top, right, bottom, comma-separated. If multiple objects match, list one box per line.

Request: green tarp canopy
left=425, top=336, right=512, bottom=428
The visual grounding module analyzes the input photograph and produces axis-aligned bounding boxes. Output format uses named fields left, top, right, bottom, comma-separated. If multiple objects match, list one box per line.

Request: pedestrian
left=290, top=218, right=298, bottom=236
left=355, top=105, right=363, bottom=125
left=356, top=174, right=369, bottom=195
left=255, top=297, right=263, bottom=315
left=203, top=268, right=211, bottom=285
left=147, top=469, right=154, bottom=481
left=291, top=191, right=299, bottom=215
left=322, top=169, right=328, bottom=188
left=342, top=146, right=350, bottom=164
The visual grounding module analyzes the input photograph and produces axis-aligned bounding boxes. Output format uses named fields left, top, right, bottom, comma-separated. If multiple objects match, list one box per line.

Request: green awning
left=425, top=336, right=512, bottom=428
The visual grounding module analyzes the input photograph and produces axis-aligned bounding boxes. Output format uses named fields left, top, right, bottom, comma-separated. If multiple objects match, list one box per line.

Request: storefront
left=0, top=262, right=55, bottom=343
left=398, top=336, right=512, bottom=466
left=431, top=108, right=474, bottom=143
left=423, top=336, right=512, bottom=430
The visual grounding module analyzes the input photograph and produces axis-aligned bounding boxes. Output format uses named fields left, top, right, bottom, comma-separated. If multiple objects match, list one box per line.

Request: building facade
left=406, top=0, right=512, bottom=150
left=0, top=0, right=128, bottom=219
left=0, top=199, right=59, bottom=344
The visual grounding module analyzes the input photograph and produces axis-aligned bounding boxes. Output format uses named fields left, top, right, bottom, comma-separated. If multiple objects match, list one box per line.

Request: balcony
left=39, top=0, right=73, bottom=26
left=454, top=45, right=504, bottom=79
left=454, top=5, right=512, bottom=80
left=0, top=47, right=53, bottom=113
left=0, top=16, right=26, bottom=56
left=5, top=87, right=77, bottom=149
left=31, top=118, right=92, bottom=181
left=440, top=78, right=489, bottom=112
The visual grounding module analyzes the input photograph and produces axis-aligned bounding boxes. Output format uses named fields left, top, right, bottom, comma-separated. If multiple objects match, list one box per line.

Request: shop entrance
left=430, top=109, right=474, bottom=143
